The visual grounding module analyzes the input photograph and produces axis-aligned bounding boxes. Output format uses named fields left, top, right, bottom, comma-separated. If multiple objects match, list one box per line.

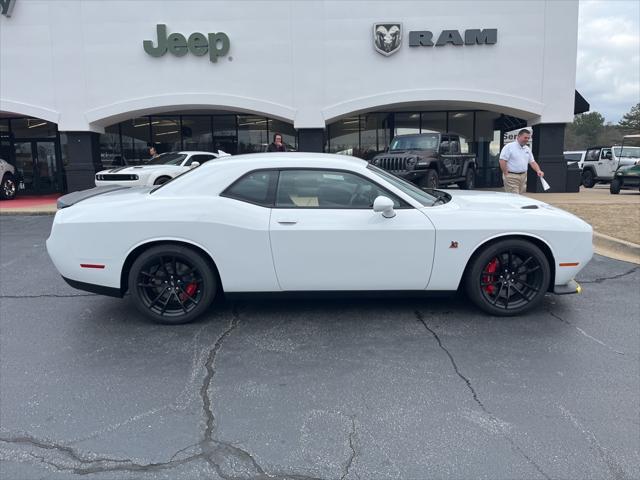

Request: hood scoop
left=521, top=205, right=539, bottom=209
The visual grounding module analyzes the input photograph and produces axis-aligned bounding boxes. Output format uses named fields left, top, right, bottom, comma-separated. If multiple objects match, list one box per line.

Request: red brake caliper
left=483, top=258, right=499, bottom=295
left=180, top=282, right=198, bottom=302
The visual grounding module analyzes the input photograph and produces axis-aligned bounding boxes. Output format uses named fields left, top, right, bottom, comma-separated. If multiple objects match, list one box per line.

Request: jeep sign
left=143, top=24, right=230, bottom=63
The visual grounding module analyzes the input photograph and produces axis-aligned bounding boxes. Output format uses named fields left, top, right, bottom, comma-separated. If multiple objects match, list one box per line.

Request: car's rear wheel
left=1, top=173, right=16, bottom=200
left=610, top=178, right=622, bottom=194
left=419, top=169, right=439, bottom=190
left=128, top=245, right=216, bottom=324
left=464, top=239, right=550, bottom=316
left=457, top=168, right=475, bottom=190
left=581, top=169, right=595, bottom=188
left=153, top=176, right=172, bottom=185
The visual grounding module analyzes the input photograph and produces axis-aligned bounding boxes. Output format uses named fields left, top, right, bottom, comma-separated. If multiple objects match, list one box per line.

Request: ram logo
left=373, top=23, right=402, bottom=56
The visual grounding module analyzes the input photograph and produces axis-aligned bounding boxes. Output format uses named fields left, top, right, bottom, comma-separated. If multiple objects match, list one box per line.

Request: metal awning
left=574, top=90, right=590, bottom=115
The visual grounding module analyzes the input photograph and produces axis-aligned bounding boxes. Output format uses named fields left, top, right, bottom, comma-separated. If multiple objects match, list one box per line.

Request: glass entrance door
left=13, top=140, right=62, bottom=194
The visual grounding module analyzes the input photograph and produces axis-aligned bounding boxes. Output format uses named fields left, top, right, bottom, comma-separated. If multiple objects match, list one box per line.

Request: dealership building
left=0, top=0, right=588, bottom=195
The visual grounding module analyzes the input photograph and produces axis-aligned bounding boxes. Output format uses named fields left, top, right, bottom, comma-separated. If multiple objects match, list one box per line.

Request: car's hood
left=97, top=165, right=182, bottom=174
left=440, top=189, right=555, bottom=212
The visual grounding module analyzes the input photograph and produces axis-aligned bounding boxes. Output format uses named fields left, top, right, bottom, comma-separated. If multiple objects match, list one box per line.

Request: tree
left=572, top=111, right=605, bottom=140
left=618, top=103, right=640, bottom=131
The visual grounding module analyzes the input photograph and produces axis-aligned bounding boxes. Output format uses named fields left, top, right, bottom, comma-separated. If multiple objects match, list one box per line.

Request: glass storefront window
left=238, top=115, right=268, bottom=154
left=360, top=113, right=388, bottom=160
left=394, top=113, right=420, bottom=136
left=152, top=116, right=182, bottom=152
left=121, top=117, right=151, bottom=164
left=99, top=125, right=124, bottom=169
left=0, top=120, right=10, bottom=162
left=421, top=112, right=446, bottom=134
left=213, top=115, right=237, bottom=154
left=447, top=112, right=474, bottom=153
left=10, top=118, right=57, bottom=138
left=182, top=116, right=214, bottom=152
left=268, top=119, right=297, bottom=151
left=328, top=117, right=360, bottom=155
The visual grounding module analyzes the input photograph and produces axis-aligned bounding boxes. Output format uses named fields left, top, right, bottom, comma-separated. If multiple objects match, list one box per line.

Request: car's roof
left=175, top=151, right=217, bottom=155
left=201, top=152, right=368, bottom=169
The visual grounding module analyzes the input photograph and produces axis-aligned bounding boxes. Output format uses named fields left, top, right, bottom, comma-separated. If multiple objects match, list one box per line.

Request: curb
left=593, top=231, right=640, bottom=265
left=0, top=210, right=56, bottom=216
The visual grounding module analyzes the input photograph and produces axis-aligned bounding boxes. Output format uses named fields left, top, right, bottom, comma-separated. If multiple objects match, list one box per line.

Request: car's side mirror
left=190, top=161, right=200, bottom=168
left=373, top=196, right=396, bottom=218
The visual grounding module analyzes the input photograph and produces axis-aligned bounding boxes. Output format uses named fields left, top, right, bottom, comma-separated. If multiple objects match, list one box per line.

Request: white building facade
left=0, top=0, right=587, bottom=193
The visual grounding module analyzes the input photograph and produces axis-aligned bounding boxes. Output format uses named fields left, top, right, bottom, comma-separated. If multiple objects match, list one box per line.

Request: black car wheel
left=457, top=168, right=475, bottom=190
left=153, top=176, right=172, bottom=186
left=610, top=178, right=622, bottom=194
left=0, top=174, right=16, bottom=200
left=128, top=245, right=217, bottom=324
left=581, top=169, right=596, bottom=188
left=464, top=239, right=551, bottom=316
left=420, top=169, right=439, bottom=190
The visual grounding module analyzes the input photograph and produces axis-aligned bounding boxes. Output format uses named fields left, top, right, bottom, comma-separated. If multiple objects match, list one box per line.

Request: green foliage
left=565, top=109, right=633, bottom=150
left=618, top=103, right=640, bottom=131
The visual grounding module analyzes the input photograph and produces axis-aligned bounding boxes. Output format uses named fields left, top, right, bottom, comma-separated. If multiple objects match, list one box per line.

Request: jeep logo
left=143, top=24, right=230, bottom=63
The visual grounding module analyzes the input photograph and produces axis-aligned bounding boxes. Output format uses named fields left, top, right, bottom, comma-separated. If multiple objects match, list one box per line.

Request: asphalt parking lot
left=1, top=216, right=639, bottom=480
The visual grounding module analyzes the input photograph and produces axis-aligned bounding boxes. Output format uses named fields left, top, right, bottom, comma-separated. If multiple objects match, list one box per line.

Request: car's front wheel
left=419, top=169, right=439, bottom=190
left=0, top=173, right=17, bottom=200
left=610, top=178, right=622, bottom=194
left=128, top=245, right=217, bottom=324
left=464, top=239, right=551, bottom=316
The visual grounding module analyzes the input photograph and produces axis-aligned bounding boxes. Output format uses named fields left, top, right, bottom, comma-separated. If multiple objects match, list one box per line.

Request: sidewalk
left=2, top=187, right=638, bottom=263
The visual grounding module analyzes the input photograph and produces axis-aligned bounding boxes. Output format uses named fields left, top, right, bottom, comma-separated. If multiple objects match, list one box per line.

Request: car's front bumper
left=553, top=279, right=582, bottom=295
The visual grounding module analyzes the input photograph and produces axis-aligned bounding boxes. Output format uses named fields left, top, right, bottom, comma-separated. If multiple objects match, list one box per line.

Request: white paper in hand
left=540, top=177, right=551, bottom=191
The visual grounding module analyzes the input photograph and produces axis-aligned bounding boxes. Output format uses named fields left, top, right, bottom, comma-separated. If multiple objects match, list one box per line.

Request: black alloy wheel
left=153, top=176, right=172, bottom=185
left=609, top=178, right=622, bottom=194
left=581, top=169, right=595, bottom=188
left=458, top=168, right=475, bottom=190
left=464, top=239, right=550, bottom=316
left=420, top=169, right=439, bottom=190
left=0, top=174, right=16, bottom=200
left=128, top=245, right=217, bottom=324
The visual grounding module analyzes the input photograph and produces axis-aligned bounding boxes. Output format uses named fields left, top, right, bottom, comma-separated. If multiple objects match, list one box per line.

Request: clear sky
left=577, top=0, right=640, bottom=123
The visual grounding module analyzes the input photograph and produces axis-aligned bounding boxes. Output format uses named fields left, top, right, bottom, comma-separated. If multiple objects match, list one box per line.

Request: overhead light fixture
left=27, top=120, right=47, bottom=129
left=156, top=130, right=179, bottom=136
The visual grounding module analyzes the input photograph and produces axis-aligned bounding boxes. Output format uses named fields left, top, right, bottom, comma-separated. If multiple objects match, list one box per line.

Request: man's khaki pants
left=504, top=172, right=527, bottom=194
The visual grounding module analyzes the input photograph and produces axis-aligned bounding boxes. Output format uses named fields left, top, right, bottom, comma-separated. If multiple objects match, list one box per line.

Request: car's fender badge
left=449, top=241, right=459, bottom=249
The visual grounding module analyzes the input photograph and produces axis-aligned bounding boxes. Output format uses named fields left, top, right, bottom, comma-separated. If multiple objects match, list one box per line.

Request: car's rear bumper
left=553, top=279, right=582, bottom=295
left=62, top=276, right=123, bottom=298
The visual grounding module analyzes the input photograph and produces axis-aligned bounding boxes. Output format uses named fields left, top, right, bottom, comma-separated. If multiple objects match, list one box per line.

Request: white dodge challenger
left=48, top=153, right=592, bottom=324
left=95, top=151, right=226, bottom=187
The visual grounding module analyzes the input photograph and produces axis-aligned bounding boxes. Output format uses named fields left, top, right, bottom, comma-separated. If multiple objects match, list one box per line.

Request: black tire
left=153, top=176, right=172, bottom=186
left=128, top=245, right=217, bottom=324
left=464, top=239, right=551, bottom=316
left=581, top=169, right=596, bottom=188
left=419, top=169, right=439, bottom=189
left=0, top=173, right=17, bottom=200
left=609, top=178, right=622, bottom=194
left=457, top=168, right=475, bottom=190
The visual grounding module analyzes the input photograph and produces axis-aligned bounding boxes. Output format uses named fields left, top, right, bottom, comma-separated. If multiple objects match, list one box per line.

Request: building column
left=528, top=123, right=567, bottom=193
left=297, top=128, right=325, bottom=153
left=60, top=132, right=101, bottom=193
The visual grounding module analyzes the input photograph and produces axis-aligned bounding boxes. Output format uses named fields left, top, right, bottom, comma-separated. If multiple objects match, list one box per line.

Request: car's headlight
left=406, top=157, right=417, bottom=167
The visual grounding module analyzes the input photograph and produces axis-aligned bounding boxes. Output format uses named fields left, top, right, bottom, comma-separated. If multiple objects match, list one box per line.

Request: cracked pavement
left=1, top=216, right=639, bottom=479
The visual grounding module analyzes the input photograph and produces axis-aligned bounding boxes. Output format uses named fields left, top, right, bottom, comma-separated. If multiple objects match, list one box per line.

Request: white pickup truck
left=580, top=145, right=640, bottom=188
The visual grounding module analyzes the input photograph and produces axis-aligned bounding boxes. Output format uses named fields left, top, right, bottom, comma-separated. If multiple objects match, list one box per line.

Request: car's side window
left=585, top=149, right=600, bottom=161
left=601, top=148, right=612, bottom=160
left=185, top=154, right=215, bottom=166
left=275, top=169, right=404, bottom=209
left=221, top=170, right=278, bottom=207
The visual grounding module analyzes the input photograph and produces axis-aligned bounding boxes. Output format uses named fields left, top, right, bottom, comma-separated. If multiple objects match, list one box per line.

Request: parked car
left=48, top=152, right=592, bottom=324
left=580, top=144, right=640, bottom=188
left=94, top=151, right=228, bottom=187
left=563, top=150, right=586, bottom=167
left=370, top=133, right=477, bottom=189
left=0, top=158, right=17, bottom=200
left=610, top=134, right=640, bottom=194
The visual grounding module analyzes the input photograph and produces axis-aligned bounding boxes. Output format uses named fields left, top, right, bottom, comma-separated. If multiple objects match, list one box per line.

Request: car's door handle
left=278, top=220, right=298, bottom=225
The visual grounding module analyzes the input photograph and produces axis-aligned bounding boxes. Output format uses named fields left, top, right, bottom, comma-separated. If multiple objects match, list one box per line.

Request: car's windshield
left=145, top=153, right=187, bottom=165
left=389, top=133, right=440, bottom=151
left=368, top=165, right=438, bottom=206
left=613, top=146, right=640, bottom=158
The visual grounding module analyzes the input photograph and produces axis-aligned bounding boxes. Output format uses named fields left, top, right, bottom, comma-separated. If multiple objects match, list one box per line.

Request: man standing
left=499, top=129, right=544, bottom=194
left=149, top=145, right=159, bottom=160
left=267, top=133, right=287, bottom=152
